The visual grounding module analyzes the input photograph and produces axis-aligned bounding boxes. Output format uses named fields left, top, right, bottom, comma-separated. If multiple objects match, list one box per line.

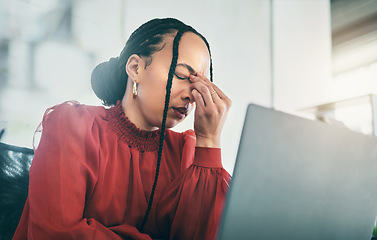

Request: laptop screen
left=218, top=104, right=377, bottom=240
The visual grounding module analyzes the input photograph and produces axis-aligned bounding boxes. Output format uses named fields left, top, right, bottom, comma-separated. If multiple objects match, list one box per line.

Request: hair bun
left=91, top=57, right=127, bottom=106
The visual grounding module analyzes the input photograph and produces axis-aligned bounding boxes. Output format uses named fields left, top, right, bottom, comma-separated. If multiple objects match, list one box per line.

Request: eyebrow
left=176, top=63, right=196, bottom=74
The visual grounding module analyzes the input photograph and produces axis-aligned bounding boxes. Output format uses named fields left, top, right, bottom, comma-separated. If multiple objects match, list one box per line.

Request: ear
left=125, top=54, right=143, bottom=82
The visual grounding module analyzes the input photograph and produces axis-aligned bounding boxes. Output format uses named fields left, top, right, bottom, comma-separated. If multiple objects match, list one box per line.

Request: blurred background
left=0, top=0, right=376, bottom=173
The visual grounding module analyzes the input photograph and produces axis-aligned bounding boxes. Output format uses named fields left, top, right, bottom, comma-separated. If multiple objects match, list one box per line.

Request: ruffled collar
left=106, top=101, right=161, bottom=152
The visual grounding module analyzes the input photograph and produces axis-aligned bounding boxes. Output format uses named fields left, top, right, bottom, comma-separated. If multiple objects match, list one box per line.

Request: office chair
left=0, top=141, right=33, bottom=240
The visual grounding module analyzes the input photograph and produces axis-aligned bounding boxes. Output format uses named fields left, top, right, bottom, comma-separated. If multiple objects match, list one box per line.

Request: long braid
left=200, top=36, right=213, bottom=82
left=139, top=30, right=185, bottom=231
left=209, top=54, right=213, bottom=82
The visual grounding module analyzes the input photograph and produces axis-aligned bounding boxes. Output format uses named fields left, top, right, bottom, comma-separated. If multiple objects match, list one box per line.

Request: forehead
left=177, top=32, right=210, bottom=74
left=162, top=31, right=210, bottom=75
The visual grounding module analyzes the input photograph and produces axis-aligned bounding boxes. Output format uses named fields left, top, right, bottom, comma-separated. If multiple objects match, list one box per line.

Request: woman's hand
left=189, top=73, right=232, bottom=148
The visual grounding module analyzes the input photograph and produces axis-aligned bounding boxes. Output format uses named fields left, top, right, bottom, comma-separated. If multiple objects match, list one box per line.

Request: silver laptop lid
left=218, top=104, right=377, bottom=240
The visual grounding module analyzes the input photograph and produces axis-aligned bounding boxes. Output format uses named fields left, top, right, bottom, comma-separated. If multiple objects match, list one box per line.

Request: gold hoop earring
left=133, top=81, right=138, bottom=98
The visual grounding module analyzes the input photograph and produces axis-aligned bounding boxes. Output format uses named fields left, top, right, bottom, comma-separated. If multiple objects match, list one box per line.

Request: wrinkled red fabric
left=13, top=101, right=231, bottom=240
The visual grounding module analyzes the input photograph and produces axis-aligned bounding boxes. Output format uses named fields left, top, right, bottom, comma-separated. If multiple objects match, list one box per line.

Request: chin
left=165, top=122, right=178, bottom=129
left=165, top=118, right=183, bottom=129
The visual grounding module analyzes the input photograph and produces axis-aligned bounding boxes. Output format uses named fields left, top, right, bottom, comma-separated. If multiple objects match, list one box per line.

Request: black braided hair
left=139, top=30, right=185, bottom=231
left=90, top=18, right=214, bottom=232
left=140, top=27, right=215, bottom=232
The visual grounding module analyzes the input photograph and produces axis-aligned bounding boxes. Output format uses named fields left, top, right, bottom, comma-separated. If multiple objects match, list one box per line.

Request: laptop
left=217, top=104, right=377, bottom=240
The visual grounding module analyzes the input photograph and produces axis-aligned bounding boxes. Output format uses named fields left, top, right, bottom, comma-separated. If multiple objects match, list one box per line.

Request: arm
left=157, top=69, right=232, bottom=239
left=157, top=146, right=231, bottom=240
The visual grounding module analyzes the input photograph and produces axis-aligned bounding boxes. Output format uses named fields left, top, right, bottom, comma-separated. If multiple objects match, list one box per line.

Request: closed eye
left=174, top=73, right=186, bottom=80
left=174, top=73, right=192, bottom=83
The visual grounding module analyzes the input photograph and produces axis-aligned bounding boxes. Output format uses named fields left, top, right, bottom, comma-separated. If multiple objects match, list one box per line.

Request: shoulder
left=38, top=101, right=107, bottom=145
left=42, top=101, right=105, bottom=126
left=43, top=101, right=105, bottom=119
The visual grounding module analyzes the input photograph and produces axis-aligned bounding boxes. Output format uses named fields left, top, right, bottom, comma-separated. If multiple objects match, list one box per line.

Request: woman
left=13, top=18, right=231, bottom=240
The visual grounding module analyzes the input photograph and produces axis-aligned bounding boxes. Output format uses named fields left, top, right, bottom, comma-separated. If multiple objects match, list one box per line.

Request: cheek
left=141, top=89, right=165, bottom=115
left=139, top=76, right=168, bottom=114
left=145, top=67, right=168, bottom=91
left=168, top=82, right=179, bottom=99
left=141, top=69, right=167, bottom=97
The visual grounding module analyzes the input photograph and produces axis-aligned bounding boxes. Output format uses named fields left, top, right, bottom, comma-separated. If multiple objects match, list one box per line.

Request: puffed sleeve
left=12, top=102, right=134, bottom=240
left=157, top=131, right=231, bottom=240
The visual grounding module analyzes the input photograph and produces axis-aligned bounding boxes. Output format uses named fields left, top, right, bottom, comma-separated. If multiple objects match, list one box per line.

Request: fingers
left=190, top=82, right=215, bottom=106
left=192, top=89, right=205, bottom=110
left=190, top=74, right=216, bottom=103
left=189, top=73, right=232, bottom=108
left=189, top=73, right=222, bottom=99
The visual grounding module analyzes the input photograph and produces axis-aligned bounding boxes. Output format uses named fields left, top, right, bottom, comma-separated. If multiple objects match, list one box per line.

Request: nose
left=181, top=82, right=194, bottom=104
left=182, top=90, right=194, bottom=104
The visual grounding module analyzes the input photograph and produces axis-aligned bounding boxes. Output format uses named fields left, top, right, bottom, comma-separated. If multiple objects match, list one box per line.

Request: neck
left=121, top=90, right=159, bottom=132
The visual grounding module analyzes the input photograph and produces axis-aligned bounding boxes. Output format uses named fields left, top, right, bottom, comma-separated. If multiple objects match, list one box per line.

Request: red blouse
left=13, top=101, right=231, bottom=240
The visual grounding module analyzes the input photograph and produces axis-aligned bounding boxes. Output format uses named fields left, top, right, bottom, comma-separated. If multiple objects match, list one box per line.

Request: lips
left=172, top=106, right=189, bottom=119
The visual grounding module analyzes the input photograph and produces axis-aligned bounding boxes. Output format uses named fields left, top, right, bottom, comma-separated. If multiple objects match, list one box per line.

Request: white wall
left=273, top=0, right=332, bottom=111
